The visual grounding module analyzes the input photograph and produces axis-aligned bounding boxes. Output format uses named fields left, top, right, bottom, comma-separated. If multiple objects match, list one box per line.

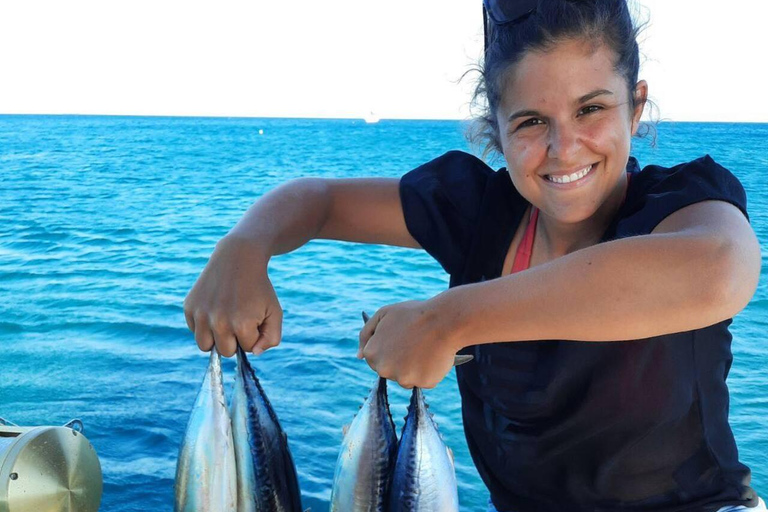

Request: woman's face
left=497, top=38, right=647, bottom=225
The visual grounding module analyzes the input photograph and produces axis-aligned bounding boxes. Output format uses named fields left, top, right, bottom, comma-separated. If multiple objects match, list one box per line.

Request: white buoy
left=258, top=129, right=264, bottom=135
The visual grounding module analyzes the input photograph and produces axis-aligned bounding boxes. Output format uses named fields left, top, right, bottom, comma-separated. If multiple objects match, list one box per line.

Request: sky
left=0, top=0, right=765, bottom=123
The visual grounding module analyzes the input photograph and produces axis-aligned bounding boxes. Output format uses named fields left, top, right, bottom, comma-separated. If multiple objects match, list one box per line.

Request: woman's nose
left=546, top=123, right=581, bottom=162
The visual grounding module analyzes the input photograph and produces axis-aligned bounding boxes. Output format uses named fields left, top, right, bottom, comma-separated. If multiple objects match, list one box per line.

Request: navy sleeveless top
left=399, top=151, right=757, bottom=511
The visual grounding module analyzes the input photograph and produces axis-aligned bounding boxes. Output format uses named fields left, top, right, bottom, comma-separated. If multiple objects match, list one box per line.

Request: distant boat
left=364, top=111, right=380, bottom=124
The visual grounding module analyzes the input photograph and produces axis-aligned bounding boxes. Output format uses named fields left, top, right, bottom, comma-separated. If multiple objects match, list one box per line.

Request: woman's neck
left=536, top=173, right=629, bottom=258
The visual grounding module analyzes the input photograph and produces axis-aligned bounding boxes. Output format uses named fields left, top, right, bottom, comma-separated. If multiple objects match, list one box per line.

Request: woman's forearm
left=436, top=231, right=756, bottom=347
left=226, top=178, right=331, bottom=260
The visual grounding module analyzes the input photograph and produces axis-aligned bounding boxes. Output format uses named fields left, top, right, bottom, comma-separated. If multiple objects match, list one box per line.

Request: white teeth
left=546, top=165, right=593, bottom=184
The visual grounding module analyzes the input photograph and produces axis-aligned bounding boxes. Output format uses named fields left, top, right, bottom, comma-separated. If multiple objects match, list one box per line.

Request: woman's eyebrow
left=578, top=89, right=614, bottom=103
left=507, top=89, right=615, bottom=123
left=507, top=109, right=541, bottom=123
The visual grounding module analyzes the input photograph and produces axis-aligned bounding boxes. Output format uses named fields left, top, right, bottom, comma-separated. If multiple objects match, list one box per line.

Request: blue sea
left=0, top=115, right=766, bottom=512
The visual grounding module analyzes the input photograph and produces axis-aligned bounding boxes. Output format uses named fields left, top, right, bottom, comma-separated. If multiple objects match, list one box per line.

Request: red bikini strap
left=511, top=206, right=538, bottom=274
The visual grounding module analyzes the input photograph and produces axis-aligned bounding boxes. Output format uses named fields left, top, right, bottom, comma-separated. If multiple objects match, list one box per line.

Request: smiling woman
left=497, top=39, right=643, bottom=235
left=182, top=0, right=762, bottom=510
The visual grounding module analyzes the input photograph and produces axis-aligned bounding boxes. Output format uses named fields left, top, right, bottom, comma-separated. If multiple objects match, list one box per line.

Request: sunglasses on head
left=483, top=0, right=539, bottom=51
left=483, top=0, right=538, bottom=49
left=483, top=0, right=538, bottom=25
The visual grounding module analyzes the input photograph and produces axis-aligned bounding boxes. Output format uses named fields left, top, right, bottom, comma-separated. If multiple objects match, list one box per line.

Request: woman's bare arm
left=357, top=200, right=761, bottom=388
left=227, top=177, right=419, bottom=258
left=184, top=177, right=418, bottom=356
left=436, top=200, right=761, bottom=347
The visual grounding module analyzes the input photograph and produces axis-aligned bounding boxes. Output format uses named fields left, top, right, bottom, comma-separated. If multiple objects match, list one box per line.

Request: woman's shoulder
left=400, top=150, right=511, bottom=220
left=632, top=155, right=744, bottom=197
left=615, top=155, right=748, bottom=237
left=399, top=150, right=505, bottom=276
left=401, top=150, right=498, bottom=187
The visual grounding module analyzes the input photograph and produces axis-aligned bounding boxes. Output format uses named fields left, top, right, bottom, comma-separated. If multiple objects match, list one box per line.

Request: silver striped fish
left=329, top=376, right=398, bottom=511
left=231, top=346, right=303, bottom=512
left=174, top=347, right=237, bottom=512
left=389, top=387, right=459, bottom=512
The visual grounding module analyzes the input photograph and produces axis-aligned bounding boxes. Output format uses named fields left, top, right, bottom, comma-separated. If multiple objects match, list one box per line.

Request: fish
left=230, top=345, right=303, bottom=512
left=174, top=346, right=237, bottom=512
left=329, top=376, right=398, bottom=512
left=388, top=387, right=459, bottom=512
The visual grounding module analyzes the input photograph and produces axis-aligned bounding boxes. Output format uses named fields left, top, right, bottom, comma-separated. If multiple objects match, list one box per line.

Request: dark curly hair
left=469, top=0, right=652, bottom=157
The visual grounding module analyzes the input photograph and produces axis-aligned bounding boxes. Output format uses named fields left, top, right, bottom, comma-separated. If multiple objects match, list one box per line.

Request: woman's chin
left=540, top=205, right=599, bottom=226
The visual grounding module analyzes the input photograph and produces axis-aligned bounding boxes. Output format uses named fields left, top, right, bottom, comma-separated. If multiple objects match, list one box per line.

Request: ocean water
left=0, top=115, right=766, bottom=512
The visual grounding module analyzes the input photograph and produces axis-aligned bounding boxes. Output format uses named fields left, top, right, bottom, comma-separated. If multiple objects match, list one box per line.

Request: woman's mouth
left=544, top=163, right=596, bottom=185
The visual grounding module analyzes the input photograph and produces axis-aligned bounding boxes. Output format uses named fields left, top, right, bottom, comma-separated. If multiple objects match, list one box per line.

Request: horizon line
left=1, top=112, right=767, bottom=125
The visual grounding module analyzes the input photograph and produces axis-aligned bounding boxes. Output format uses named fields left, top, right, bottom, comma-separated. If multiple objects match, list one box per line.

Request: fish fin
left=447, top=446, right=455, bottom=467
left=342, top=423, right=350, bottom=437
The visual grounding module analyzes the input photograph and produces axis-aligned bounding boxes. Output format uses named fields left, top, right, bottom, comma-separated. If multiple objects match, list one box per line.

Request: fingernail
left=252, top=347, right=264, bottom=356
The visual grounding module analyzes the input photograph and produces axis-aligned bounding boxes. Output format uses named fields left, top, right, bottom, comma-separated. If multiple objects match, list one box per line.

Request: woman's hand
left=183, top=235, right=283, bottom=357
left=358, top=299, right=461, bottom=389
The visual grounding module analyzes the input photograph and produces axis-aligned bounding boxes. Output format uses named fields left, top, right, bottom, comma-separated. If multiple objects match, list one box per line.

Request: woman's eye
left=517, top=118, right=544, bottom=130
left=579, top=105, right=603, bottom=115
